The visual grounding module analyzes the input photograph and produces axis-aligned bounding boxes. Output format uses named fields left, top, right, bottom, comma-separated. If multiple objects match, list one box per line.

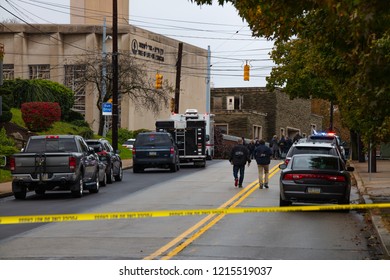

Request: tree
left=73, top=51, right=174, bottom=136
left=2, top=79, right=74, bottom=121
left=193, top=0, right=390, bottom=170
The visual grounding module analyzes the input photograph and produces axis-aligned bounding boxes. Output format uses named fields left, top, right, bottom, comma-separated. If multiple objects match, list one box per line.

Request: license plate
left=149, top=151, right=157, bottom=156
left=307, top=187, right=321, bottom=194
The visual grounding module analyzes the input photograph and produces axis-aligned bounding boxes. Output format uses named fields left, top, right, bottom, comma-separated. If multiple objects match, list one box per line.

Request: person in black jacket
left=254, top=139, right=272, bottom=189
left=229, top=138, right=251, bottom=188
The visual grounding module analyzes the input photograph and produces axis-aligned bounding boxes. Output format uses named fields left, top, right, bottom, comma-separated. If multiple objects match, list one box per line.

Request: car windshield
left=292, top=156, right=339, bottom=170
left=135, top=134, right=171, bottom=146
left=124, top=140, right=135, bottom=145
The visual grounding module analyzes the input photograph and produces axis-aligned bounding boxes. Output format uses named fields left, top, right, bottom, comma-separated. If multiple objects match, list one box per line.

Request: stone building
left=0, top=0, right=208, bottom=133
left=211, top=87, right=323, bottom=142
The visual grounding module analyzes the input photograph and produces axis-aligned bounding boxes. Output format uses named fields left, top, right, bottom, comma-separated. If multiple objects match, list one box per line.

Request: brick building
left=211, top=87, right=323, bottom=142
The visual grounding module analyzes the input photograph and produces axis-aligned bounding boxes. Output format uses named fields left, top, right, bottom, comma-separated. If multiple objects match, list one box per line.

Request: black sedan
left=86, top=139, right=123, bottom=183
left=278, top=154, right=354, bottom=206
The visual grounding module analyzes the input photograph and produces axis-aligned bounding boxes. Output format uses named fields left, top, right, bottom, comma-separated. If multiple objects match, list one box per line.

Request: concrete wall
left=0, top=23, right=208, bottom=133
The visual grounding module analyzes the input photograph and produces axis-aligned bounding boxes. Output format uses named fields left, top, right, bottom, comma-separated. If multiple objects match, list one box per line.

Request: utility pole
left=0, top=43, right=4, bottom=86
left=102, top=18, right=107, bottom=137
left=112, top=0, right=119, bottom=151
left=174, top=42, right=183, bottom=114
left=206, top=45, right=211, bottom=113
left=329, top=100, right=334, bottom=131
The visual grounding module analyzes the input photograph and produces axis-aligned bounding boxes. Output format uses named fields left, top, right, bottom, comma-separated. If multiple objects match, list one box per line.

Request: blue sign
left=102, top=102, right=112, bottom=116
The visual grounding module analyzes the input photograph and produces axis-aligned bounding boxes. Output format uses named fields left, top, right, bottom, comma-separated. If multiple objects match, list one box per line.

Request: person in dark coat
left=254, top=139, right=272, bottom=189
left=229, top=138, right=251, bottom=188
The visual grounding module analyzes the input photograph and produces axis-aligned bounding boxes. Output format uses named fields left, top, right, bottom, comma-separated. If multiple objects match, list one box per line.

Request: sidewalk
left=0, top=158, right=389, bottom=257
left=350, top=159, right=390, bottom=258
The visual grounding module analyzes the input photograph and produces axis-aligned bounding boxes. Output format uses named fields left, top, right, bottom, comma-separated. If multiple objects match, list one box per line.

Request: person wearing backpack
left=229, top=138, right=251, bottom=188
left=254, top=139, right=273, bottom=189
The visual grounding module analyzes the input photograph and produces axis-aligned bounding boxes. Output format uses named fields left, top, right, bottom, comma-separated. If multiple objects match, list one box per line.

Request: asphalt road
left=0, top=160, right=381, bottom=259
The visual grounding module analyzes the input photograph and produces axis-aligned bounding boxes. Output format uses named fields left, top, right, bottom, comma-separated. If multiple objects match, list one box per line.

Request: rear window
left=135, top=134, right=171, bottom=146
left=86, top=141, right=103, bottom=153
left=26, top=138, right=77, bottom=153
left=288, top=146, right=337, bottom=156
left=292, top=156, right=340, bottom=170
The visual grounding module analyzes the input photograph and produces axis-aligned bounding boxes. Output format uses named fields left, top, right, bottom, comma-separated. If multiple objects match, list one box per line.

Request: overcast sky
left=0, top=0, right=275, bottom=88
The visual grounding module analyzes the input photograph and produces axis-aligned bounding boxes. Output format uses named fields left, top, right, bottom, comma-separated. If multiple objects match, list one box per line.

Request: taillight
left=69, top=156, right=77, bottom=172
left=283, top=173, right=345, bottom=182
left=132, top=147, right=136, bottom=154
left=10, top=157, right=15, bottom=171
left=284, top=159, right=290, bottom=165
left=98, top=151, right=107, bottom=156
left=170, top=147, right=175, bottom=155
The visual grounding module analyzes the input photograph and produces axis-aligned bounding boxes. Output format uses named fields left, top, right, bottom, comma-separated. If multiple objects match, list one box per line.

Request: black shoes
left=259, top=183, right=269, bottom=189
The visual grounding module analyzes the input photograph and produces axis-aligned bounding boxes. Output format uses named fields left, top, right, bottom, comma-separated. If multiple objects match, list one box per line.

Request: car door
left=78, top=137, right=97, bottom=182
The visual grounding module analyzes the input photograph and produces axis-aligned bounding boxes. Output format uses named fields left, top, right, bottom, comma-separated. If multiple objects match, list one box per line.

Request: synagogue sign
left=131, top=39, right=164, bottom=62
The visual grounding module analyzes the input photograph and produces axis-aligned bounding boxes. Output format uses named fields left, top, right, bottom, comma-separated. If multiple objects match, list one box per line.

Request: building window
left=226, top=96, right=241, bottom=110
left=29, top=64, right=50, bottom=79
left=213, top=97, right=222, bottom=110
left=253, top=125, right=262, bottom=140
left=3, top=64, right=14, bottom=80
left=215, top=124, right=228, bottom=134
left=64, top=64, right=86, bottom=115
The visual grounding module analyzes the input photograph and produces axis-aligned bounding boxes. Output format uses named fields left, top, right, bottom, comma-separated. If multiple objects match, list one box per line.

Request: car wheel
left=71, top=176, right=84, bottom=198
left=279, top=194, right=291, bottom=206
left=107, top=167, right=114, bottom=184
left=133, top=164, right=141, bottom=173
left=89, top=173, right=100, bottom=193
left=100, top=172, right=107, bottom=186
left=115, top=166, right=123, bottom=181
left=12, top=182, right=27, bottom=200
left=170, top=163, right=177, bottom=172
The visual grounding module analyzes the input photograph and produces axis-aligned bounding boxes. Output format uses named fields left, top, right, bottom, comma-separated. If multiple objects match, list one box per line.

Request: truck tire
left=71, top=176, right=84, bottom=198
left=12, top=182, right=27, bottom=200
left=114, top=166, right=123, bottom=181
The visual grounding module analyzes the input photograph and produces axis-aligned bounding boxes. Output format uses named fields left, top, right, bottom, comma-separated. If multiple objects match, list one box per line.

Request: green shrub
left=71, top=120, right=90, bottom=128
left=0, top=128, right=19, bottom=156
left=64, top=110, right=85, bottom=122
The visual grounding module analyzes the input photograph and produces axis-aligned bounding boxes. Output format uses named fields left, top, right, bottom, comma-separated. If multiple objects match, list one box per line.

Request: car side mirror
left=279, top=163, right=287, bottom=170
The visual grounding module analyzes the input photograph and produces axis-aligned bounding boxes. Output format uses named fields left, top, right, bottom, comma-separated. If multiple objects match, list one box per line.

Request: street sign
left=102, top=102, right=112, bottom=116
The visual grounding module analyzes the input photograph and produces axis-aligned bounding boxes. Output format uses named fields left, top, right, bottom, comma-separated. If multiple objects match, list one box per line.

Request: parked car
left=122, top=138, right=135, bottom=150
left=85, top=139, right=123, bottom=183
left=10, top=135, right=101, bottom=199
left=284, top=140, right=344, bottom=165
left=307, top=131, right=346, bottom=160
left=278, top=154, right=354, bottom=206
left=132, top=132, right=180, bottom=173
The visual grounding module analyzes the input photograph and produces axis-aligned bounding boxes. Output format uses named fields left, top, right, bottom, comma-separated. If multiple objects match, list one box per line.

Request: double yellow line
left=144, top=163, right=281, bottom=260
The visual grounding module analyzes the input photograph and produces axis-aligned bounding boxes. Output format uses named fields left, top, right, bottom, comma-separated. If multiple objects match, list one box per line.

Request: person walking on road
left=254, top=139, right=272, bottom=189
left=229, top=138, right=251, bottom=188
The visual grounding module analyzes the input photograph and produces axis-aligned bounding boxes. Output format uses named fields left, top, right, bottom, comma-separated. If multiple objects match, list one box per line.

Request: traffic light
left=244, top=64, right=250, bottom=81
left=155, top=73, right=163, bottom=89
left=170, top=98, right=175, bottom=112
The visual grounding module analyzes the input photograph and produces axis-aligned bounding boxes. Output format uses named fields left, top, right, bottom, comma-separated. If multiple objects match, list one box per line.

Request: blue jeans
left=233, top=165, right=245, bottom=186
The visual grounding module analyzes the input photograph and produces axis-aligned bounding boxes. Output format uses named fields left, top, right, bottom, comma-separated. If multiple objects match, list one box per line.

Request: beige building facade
left=0, top=0, right=208, bottom=133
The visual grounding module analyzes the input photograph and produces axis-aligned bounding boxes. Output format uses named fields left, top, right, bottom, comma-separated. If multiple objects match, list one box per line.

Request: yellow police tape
left=1, top=203, right=390, bottom=225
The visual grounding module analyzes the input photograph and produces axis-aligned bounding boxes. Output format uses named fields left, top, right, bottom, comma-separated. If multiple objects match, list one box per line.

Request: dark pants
left=233, top=165, right=245, bottom=186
